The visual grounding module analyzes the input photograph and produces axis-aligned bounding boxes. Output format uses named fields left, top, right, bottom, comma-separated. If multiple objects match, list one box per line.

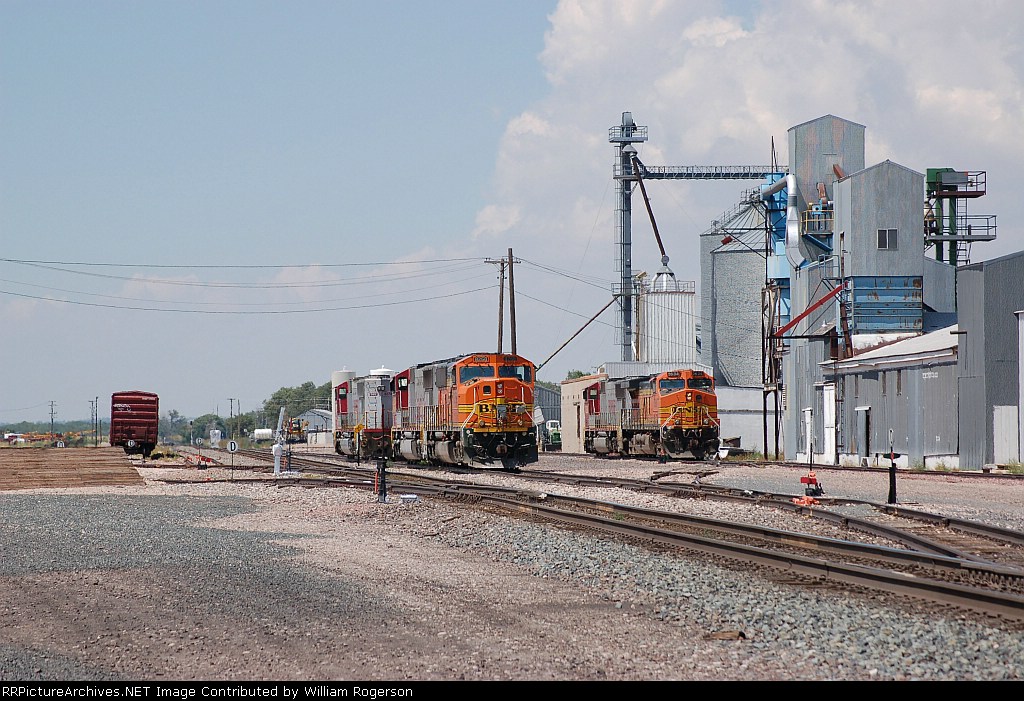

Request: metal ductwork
left=761, top=173, right=802, bottom=269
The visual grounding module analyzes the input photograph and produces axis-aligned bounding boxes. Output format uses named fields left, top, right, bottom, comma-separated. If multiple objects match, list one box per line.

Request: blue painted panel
left=846, top=276, right=923, bottom=332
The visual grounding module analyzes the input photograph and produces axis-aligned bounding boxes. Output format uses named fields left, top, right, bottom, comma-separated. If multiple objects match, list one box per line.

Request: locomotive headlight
left=686, top=392, right=692, bottom=400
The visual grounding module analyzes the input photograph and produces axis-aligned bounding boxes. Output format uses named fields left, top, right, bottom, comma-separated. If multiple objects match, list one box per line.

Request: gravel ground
left=1, top=450, right=1023, bottom=681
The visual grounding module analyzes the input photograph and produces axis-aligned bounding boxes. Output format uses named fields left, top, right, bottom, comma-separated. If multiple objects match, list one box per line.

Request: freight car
left=109, top=390, right=159, bottom=458
left=334, top=352, right=538, bottom=471
left=583, top=369, right=720, bottom=460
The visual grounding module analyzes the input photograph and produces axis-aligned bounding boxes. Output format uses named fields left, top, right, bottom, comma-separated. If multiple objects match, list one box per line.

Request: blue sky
left=2, top=0, right=1022, bottom=423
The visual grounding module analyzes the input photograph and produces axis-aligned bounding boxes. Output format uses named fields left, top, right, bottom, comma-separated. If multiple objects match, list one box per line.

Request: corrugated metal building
left=829, top=325, right=959, bottom=468
left=295, top=409, right=332, bottom=433
left=533, top=383, right=561, bottom=426
left=958, top=250, right=1024, bottom=468
left=784, top=144, right=955, bottom=462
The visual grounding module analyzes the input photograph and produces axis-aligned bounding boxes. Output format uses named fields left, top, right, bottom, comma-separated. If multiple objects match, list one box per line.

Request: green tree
left=159, top=409, right=189, bottom=444
left=190, top=414, right=227, bottom=444
left=263, top=381, right=331, bottom=418
left=565, top=369, right=587, bottom=380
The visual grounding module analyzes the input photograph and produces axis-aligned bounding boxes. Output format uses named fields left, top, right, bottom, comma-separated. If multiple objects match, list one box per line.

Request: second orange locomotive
left=581, top=368, right=720, bottom=460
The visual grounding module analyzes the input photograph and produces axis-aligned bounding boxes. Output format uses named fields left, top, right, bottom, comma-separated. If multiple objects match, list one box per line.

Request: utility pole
left=89, top=398, right=96, bottom=448
left=486, top=257, right=507, bottom=352
left=94, top=396, right=99, bottom=447
left=486, top=252, right=521, bottom=355
left=228, top=398, right=237, bottom=440
left=49, top=401, right=56, bottom=446
left=508, top=247, right=517, bottom=355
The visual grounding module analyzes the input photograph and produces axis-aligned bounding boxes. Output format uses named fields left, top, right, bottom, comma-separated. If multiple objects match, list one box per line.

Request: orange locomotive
left=583, top=369, right=720, bottom=460
left=335, top=352, right=538, bottom=471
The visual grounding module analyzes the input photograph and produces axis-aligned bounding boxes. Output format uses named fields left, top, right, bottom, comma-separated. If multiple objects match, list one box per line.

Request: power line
left=0, top=257, right=483, bottom=269
left=2, top=259, right=484, bottom=289
left=0, top=269, right=495, bottom=307
left=0, top=285, right=495, bottom=314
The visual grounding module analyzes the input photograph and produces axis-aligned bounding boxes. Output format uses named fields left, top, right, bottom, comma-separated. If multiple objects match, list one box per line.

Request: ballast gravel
left=1, top=450, right=1022, bottom=682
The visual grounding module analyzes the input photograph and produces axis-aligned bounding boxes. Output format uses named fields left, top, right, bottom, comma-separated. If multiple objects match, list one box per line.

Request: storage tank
left=636, top=263, right=699, bottom=365
left=252, top=428, right=274, bottom=442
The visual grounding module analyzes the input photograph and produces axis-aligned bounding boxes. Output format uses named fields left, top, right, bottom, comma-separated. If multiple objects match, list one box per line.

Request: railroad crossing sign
left=228, top=440, right=238, bottom=453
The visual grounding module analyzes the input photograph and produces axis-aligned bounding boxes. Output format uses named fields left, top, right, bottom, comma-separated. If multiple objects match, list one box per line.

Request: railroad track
left=182, top=447, right=1024, bottom=623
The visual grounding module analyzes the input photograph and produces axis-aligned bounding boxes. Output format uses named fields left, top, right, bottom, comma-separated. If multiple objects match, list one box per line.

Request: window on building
left=877, top=228, right=898, bottom=250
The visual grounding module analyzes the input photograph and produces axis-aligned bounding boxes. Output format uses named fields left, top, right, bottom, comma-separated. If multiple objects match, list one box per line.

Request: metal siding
left=956, top=254, right=1024, bottom=466
left=699, top=228, right=718, bottom=373
left=984, top=257, right=1024, bottom=419
left=993, top=406, right=1018, bottom=464
left=958, top=264, right=986, bottom=467
left=847, top=276, right=923, bottom=332
left=638, top=289, right=698, bottom=365
left=709, top=249, right=764, bottom=387
left=534, top=385, right=561, bottom=424
left=923, top=258, right=956, bottom=313
left=847, top=162, right=924, bottom=279
left=834, top=179, right=854, bottom=258
left=918, top=363, right=958, bottom=456
left=789, top=116, right=866, bottom=214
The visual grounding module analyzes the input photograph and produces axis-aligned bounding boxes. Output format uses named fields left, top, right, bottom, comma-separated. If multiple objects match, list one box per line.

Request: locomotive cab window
left=688, top=377, right=714, bottom=391
left=460, top=366, right=495, bottom=383
left=498, top=365, right=532, bottom=382
left=659, top=379, right=685, bottom=393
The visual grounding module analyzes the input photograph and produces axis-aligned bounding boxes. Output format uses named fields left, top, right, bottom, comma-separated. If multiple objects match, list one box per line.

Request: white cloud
left=471, top=204, right=522, bottom=240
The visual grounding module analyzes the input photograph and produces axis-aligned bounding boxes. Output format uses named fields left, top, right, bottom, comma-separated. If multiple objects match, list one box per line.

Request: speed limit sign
left=228, top=440, right=238, bottom=453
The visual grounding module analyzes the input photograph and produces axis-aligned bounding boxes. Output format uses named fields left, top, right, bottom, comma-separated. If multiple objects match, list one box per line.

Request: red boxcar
left=110, top=391, right=159, bottom=457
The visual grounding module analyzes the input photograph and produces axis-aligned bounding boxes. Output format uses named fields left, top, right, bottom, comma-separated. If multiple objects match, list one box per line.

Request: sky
left=2, top=0, right=1022, bottom=424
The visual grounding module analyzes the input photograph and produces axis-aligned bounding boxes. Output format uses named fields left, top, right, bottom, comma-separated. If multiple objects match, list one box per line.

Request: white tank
left=636, top=263, right=698, bottom=365
left=253, top=428, right=274, bottom=441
